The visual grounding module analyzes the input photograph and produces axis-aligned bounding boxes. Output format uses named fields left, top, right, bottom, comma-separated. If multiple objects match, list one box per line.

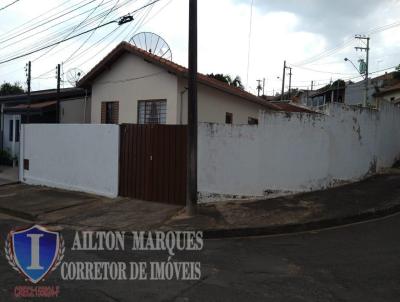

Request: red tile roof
left=78, top=42, right=281, bottom=111
left=271, top=102, right=317, bottom=113
left=7, top=100, right=56, bottom=110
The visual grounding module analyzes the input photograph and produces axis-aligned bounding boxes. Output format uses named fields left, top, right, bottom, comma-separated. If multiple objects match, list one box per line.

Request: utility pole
left=311, top=81, right=314, bottom=91
left=281, top=60, right=286, bottom=101
left=256, top=79, right=262, bottom=96
left=355, top=35, right=370, bottom=107
left=26, top=61, right=31, bottom=123
left=187, top=0, right=197, bottom=215
left=288, top=67, right=293, bottom=100
left=262, top=78, right=265, bottom=96
left=56, top=64, right=61, bottom=123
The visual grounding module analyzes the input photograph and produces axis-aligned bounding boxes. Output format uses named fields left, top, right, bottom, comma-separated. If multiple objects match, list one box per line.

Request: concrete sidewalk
left=0, top=184, right=182, bottom=231
left=0, top=165, right=18, bottom=186
left=0, top=169, right=399, bottom=237
left=161, top=169, right=400, bottom=237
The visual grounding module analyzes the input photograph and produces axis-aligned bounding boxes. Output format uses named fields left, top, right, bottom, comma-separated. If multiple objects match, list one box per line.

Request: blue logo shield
left=11, top=225, right=60, bottom=283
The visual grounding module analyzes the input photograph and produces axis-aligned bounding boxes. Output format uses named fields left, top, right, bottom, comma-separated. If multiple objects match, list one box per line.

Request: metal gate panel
left=119, top=124, right=187, bottom=205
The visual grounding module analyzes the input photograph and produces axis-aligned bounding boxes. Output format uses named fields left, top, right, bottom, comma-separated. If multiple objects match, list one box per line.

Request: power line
left=39, top=0, right=137, bottom=61
left=61, top=0, right=119, bottom=64
left=0, top=0, right=20, bottom=12
left=0, top=0, right=97, bottom=45
left=246, top=0, right=254, bottom=88
left=0, top=0, right=82, bottom=40
left=0, top=15, right=133, bottom=65
left=293, top=19, right=400, bottom=67
left=0, top=0, right=123, bottom=55
left=32, top=0, right=112, bottom=63
left=0, top=0, right=144, bottom=64
left=289, top=64, right=357, bottom=76
left=33, top=0, right=158, bottom=79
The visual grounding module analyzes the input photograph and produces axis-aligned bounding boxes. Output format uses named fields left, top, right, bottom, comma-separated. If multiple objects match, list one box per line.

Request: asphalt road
left=0, top=212, right=399, bottom=301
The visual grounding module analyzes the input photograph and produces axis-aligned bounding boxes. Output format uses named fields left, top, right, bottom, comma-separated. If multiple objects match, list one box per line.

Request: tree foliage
left=207, top=73, right=244, bottom=90
left=0, top=82, right=24, bottom=96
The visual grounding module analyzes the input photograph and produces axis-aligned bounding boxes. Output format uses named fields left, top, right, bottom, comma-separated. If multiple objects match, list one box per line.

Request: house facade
left=78, top=42, right=280, bottom=126
left=374, top=82, right=400, bottom=106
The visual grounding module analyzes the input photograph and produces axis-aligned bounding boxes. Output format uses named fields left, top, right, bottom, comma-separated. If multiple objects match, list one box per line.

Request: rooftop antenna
left=129, top=32, right=173, bottom=61
left=66, top=68, right=85, bottom=87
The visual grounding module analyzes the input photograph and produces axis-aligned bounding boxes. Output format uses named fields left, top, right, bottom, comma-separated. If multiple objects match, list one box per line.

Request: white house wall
left=20, top=124, right=119, bottom=197
left=179, top=79, right=266, bottom=125
left=91, top=53, right=179, bottom=124
left=60, top=97, right=91, bottom=124
left=198, top=102, right=400, bottom=202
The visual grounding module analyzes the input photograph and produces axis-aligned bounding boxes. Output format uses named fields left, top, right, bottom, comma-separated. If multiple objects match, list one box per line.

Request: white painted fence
left=20, top=124, right=119, bottom=197
left=198, top=102, right=400, bottom=202
left=18, top=101, right=400, bottom=202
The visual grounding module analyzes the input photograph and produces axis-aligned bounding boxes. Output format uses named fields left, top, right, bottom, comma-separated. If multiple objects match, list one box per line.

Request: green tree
left=0, top=82, right=24, bottom=96
left=207, top=73, right=244, bottom=90
left=394, top=64, right=400, bottom=80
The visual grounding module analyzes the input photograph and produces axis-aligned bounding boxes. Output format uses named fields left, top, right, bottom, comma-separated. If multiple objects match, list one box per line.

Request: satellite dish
left=66, top=68, right=85, bottom=86
left=130, top=32, right=172, bottom=61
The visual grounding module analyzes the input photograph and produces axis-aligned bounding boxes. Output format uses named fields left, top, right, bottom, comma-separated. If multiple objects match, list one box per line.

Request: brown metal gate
left=119, top=124, right=187, bottom=205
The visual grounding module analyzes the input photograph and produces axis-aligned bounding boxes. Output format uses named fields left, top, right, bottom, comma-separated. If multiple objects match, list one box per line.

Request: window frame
left=137, top=99, right=167, bottom=125
left=102, top=101, right=119, bottom=124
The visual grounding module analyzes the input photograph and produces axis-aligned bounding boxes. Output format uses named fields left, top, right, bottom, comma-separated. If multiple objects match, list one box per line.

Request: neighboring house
left=374, top=82, right=400, bottom=106
left=0, top=88, right=91, bottom=157
left=270, top=101, right=317, bottom=113
left=291, top=90, right=313, bottom=107
left=309, top=81, right=345, bottom=110
left=344, top=79, right=376, bottom=107
left=78, top=42, right=282, bottom=126
left=345, top=72, right=400, bottom=107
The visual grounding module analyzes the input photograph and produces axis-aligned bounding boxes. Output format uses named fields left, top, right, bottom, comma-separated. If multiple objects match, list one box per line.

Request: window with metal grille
left=138, top=100, right=167, bottom=124
left=101, top=101, right=119, bottom=124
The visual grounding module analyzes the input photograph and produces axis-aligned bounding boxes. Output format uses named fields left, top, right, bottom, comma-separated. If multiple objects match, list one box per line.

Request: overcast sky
left=0, top=0, right=399, bottom=95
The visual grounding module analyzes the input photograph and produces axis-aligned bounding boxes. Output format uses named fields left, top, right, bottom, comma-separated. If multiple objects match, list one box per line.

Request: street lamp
left=344, top=58, right=362, bottom=77
left=344, top=57, right=367, bottom=107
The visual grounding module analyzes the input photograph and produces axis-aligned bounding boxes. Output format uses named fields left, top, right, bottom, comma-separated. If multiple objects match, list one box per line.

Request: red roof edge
left=78, top=42, right=281, bottom=111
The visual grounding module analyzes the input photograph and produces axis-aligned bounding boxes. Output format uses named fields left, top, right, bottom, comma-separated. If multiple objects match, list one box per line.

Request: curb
left=201, top=203, right=400, bottom=239
left=0, top=206, right=36, bottom=221
left=0, top=181, right=20, bottom=187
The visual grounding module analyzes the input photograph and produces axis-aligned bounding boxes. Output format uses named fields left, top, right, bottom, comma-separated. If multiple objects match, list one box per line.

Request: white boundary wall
left=198, top=102, right=400, bottom=202
left=20, top=124, right=119, bottom=197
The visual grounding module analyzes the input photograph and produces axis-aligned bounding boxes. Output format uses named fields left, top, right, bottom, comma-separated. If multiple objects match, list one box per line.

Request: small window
left=138, top=100, right=167, bottom=124
left=225, top=112, right=233, bottom=124
left=15, top=120, right=20, bottom=142
left=9, top=120, right=13, bottom=142
left=101, top=102, right=119, bottom=124
left=248, top=117, right=258, bottom=125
